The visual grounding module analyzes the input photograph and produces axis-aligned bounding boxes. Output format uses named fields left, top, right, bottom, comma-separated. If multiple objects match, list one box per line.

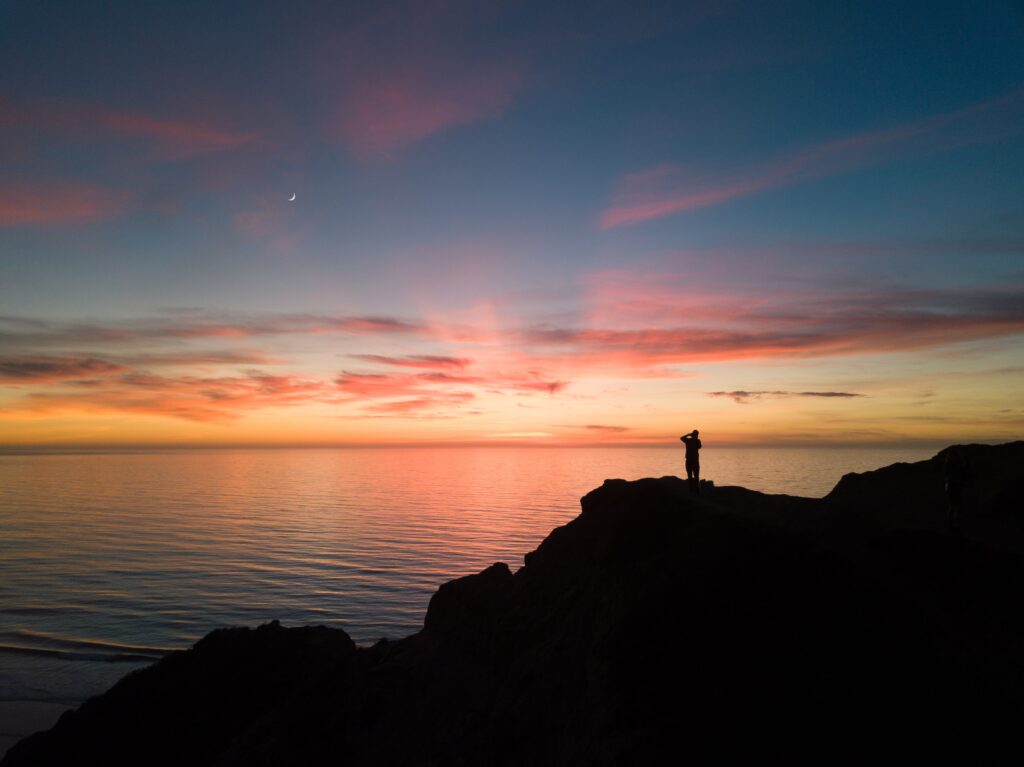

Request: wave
left=0, top=644, right=165, bottom=663
left=0, top=631, right=172, bottom=663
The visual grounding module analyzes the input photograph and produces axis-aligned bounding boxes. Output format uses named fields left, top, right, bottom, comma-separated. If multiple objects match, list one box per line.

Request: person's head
left=692, top=429, right=699, bottom=436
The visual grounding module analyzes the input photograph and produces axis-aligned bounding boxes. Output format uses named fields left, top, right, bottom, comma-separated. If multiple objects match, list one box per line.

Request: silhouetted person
left=680, top=430, right=702, bottom=493
left=944, top=448, right=972, bottom=532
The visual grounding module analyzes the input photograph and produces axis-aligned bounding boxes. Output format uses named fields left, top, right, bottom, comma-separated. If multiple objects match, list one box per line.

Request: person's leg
left=685, top=461, right=696, bottom=492
left=693, top=461, right=700, bottom=492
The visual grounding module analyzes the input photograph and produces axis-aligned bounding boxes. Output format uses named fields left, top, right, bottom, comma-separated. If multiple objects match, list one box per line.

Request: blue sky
left=1, top=0, right=1023, bottom=445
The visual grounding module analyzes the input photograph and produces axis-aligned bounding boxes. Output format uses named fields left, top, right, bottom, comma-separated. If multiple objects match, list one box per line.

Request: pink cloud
left=233, top=199, right=280, bottom=240
left=232, top=193, right=306, bottom=254
left=600, top=88, right=1024, bottom=228
left=335, top=372, right=426, bottom=398
left=4, top=277, right=1022, bottom=426
left=335, top=367, right=566, bottom=403
left=319, top=4, right=525, bottom=159
left=509, top=376, right=568, bottom=394
left=582, top=270, right=760, bottom=328
left=89, top=109, right=255, bottom=157
left=0, top=183, right=128, bottom=226
left=1, top=100, right=256, bottom=159
left=334, top=65, right=522, bottom=159
left=517, top=283, right=1024, bottom=369
left=600, top=174, right=769, bottom=229
left=333, top=370, right=485, bottom=418
left=350, top=354, right=471, bottom=369
left=363, top=391, right=475, bottom=415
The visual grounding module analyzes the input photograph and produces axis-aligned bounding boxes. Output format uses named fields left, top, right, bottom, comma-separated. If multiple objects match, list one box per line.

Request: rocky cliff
left=5, top=442, right=1024, bottom=766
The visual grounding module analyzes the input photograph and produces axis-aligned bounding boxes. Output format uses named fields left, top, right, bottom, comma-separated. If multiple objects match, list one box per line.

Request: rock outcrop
left=5, top=442, right=1024, bottom=766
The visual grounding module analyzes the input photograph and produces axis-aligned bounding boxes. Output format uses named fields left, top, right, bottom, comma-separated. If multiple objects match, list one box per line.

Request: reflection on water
left=0, top=445, right=934, bottom=744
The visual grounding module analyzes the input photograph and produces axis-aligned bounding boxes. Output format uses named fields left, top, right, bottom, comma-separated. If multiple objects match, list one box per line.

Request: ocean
left=0, top=445, right=937, bottom=753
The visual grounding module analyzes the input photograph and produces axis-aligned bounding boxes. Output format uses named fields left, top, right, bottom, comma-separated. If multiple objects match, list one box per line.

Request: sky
left=1, top=0, right=1023, bottom=447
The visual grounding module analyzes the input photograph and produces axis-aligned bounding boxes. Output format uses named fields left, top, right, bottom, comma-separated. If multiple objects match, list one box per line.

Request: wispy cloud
left=13, top=371, right=328, bottom=423
left=2, top=276, right=1022, bottom=426
left=320, top=4, right=525, bottom=159
left=362, top=391, right=476, bottom=415
left=350, top=354, right=471, bottom=369
left=707, top=390, right=864, bottom=404
left=0, top=312, right=426, bottom=350
left=336, top=65, right=523, bottom=159
left=599, top=88, right=1024, bottom=228
left=0, top=356, right=127, bottom=383
left=0, top=183, right=128, bottom=227
left=334, top=367, right=567, bottom=416
left=334, top=371, right=428, bottom=399
left=1, top=100, right=256, bottom=159
left=231, top=192, right=308, bottom=255
left=517, top=277, right=1024, bottom=371
left=118, top=350, right=281, bottom=367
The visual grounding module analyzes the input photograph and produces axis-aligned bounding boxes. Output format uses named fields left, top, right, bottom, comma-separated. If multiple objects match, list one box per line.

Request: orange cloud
left=334, top=367, right=567, bottom=416
left=0, top=359, right=565, bottom=425
left=3, top=278, right=1022, bottom=428
left=15, top=371, right=328, bottom=423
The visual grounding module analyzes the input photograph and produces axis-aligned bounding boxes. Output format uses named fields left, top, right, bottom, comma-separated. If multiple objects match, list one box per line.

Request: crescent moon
left=288, top=193, right=296, bottom=201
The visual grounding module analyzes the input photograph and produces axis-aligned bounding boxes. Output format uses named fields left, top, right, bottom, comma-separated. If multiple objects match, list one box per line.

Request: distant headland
left=5, top=441, right=1024, bottom=766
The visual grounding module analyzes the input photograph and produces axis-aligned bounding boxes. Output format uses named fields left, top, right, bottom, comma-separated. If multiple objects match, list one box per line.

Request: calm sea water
left=0, top=445, right=935, bottom=751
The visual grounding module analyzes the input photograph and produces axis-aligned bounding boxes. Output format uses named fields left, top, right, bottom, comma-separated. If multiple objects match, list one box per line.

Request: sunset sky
left=2, top=0, right=1023, bottom=447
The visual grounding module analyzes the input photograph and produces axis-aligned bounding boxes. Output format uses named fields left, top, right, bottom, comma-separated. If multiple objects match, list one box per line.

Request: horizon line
left=0, top=438, right=1013, bottom=455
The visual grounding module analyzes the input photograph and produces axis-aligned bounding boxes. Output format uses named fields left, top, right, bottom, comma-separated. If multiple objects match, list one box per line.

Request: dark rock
left=423, top=561, right=513, bottom=637
left=5, top=442, right=1024, bottom=766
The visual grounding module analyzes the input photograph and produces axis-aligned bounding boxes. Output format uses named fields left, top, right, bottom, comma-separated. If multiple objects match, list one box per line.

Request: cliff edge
left=5, top=442, right=1024, bottom=766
